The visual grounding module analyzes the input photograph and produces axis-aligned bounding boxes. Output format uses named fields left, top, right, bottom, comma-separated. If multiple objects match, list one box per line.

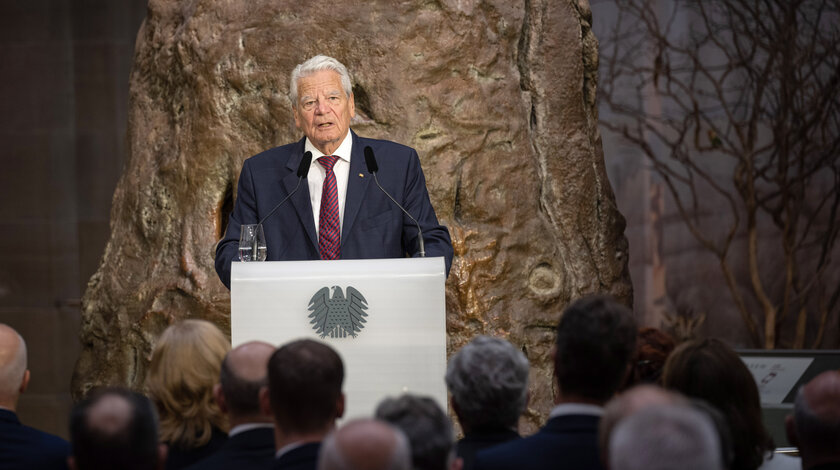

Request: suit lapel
left=282, top=138, right=318, bottom=251
left=342, top=131, right=372, bottom=243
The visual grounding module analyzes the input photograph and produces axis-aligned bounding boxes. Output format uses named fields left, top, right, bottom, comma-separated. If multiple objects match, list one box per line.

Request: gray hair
left=375, top=395, right=455, bottom=470
left=318, top=420, right=411, bottom=470
left=0, top=325, right=27, bottom=398
left=793, top=385, right=840, bottom=455
left=445, top=335, right=529, bottom=430
left=609, top=405, right=723, bottom=470
left=289, top=55, right=353, bottom=106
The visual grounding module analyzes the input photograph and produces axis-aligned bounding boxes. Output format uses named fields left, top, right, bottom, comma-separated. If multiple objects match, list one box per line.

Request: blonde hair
left=146, top=319, right=231, bottom=448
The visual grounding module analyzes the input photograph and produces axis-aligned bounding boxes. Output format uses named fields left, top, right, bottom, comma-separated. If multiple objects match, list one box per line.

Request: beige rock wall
left=72, top=0, right=631, bottom=432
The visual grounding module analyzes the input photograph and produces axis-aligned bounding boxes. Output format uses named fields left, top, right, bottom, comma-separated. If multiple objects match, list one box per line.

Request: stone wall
left=73, top=0, right=631, bottom=432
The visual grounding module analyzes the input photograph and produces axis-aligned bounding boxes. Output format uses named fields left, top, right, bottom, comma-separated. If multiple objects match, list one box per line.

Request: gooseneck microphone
left=258, top=151, right=312, bottom=226
left=363, top=146, right=426, bottom=257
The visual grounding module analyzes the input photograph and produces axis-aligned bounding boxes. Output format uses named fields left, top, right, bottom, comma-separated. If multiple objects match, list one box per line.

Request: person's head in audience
left=0, top=323, right=29, bottom=411
left=621, top=327, right=675, bottom=390
left=554, top=294, right=637, bottom=405
left=375, top=394, right=461, bottom=470
left=599, top=385, right=687, bottom=466
left=318, top=418, right=411, bottom=470
left=663, top=338, right=773, bottom=470
left=609, top=404, right=723, bottom=470
left=786, top=370, right=840, bottom=469
left=216, top=341, right=275, bottom=427
left=445, top=335, right=529, bottom=434
left=261, top=338, right=344, bottom=448
left=69, top=387, right=166, bottom=470
left=145, top=319, right=230, bottom=450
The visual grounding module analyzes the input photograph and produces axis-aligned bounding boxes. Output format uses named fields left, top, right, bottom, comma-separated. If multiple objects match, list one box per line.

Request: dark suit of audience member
left=786, top=371, right=840, bottom=470
left=445, top=336, right=529, bottom=470
left=474, top=295, right=637, bottom=470
left=69, top=387, right=166, bottom=470
left=259, top=339, right=345, bottom=470
left=185, top=341, right=277, bottom=470
left=0, top=323, right=69, bottom=470
left=376, top=394, right=460, bottom=470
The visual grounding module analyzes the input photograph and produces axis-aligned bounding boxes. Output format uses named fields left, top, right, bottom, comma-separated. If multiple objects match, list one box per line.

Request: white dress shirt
left=306, top=131, right=353, bottom=237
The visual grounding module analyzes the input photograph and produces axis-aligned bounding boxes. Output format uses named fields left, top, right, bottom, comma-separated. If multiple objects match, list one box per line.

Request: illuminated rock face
left=73, top=0, right=631, bottom=432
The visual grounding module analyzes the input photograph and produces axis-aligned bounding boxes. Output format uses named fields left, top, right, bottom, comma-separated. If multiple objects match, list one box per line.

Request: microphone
left=363, top=146, right=425, bottom=258
left=257, top=151, right=312, bottom=226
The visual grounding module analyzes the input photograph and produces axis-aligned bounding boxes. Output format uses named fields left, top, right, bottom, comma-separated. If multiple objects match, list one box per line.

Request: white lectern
left=230, top=257, right=447, bottom=420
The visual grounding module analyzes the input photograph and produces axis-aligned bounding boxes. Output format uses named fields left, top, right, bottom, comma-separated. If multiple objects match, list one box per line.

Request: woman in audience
left=620, top=327, right=676, bottom=390
left=146, top=319, right=231, bottom=470
left=662, top=338, right=799, bottom=470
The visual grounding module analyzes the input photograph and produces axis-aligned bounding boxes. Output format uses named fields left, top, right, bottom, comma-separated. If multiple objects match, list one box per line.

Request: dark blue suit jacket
left=215, top=131, right=453, bottom=288
left=473, top=415, right=604, bottom=470
left=183, top=427, right=275, bottom=470
left=273, top=442, right=321, bottom=470
left=0, top=408, right=70, bottom=470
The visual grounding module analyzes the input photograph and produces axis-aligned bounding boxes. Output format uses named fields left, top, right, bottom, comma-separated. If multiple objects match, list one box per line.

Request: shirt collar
left=276, top=441, right=305, bottom=459
left=548, top=403, right=604, bottom=419
left=305, top=130, right=353, bottom=163
left=229, top=422, right=274, bottom=438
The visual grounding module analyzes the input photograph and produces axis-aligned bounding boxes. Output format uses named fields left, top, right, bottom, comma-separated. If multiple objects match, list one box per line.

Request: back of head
left=0, top=324, right=27, bottom=407
left=318, top=419, right=411, bottom=470
left=792, top=370, right=840, bottom=463
left=375, top=394, right=454, bottom=470
left=219, top=341, right=275, bottom=421
left=554, top=295, right=637, bottom=402
left=633, top=327, right=676, bottom=385
left=609, top=404, right=723, bottom=470
left=445, top=335, right=529, bottom=432
left=70, top=387, right=161, bottom=470
left=663, top=338, right=771, bottom=470
left=145, top=319, right=230, bottom=448
left=267, top=339, right=344, bottom=434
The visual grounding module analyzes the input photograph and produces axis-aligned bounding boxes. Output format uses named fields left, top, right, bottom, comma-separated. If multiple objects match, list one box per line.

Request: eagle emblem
left=307, top=286, right=369, bottom=338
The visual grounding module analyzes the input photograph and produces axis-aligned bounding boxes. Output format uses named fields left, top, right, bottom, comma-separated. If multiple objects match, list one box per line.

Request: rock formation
left=72, top=0, right=632, bottom=432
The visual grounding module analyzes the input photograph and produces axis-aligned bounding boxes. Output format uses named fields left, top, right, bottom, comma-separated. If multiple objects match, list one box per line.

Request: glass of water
left=239, top=224, right=267, bottom=261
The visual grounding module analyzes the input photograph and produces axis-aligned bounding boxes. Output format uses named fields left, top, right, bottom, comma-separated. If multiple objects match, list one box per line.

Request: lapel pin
left=359, top=173, right=364, bottom=178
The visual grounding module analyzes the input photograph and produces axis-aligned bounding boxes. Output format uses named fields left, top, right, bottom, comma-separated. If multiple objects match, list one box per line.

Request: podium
left=230, top=257, right=447, bottom=420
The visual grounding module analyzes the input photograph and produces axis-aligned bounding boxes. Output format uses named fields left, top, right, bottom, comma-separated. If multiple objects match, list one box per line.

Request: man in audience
left=474, top=295, right=637, bottom=470
left=318, top=418, right=411, bottom=470
left=186, top=341, right=276, bottom=470
left=376, top=394, right=462, bottom=470
left=786, top=370, right=840, bottom=470
left=445, top=336, right=528, bottom=470
left=0, top=323, right=70, bottom=469
left=68, top=387, right=166, bottom=470
left=609, top=404, right=723, bottom=470
left=260, top=339, right=344, bottom=470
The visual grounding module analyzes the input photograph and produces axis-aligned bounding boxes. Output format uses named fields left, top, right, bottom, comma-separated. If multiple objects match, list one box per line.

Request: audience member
left=185, top=341, right=276, bottom=470
left=620, top=327, right=675, bottom=390
left=445, top=335, right=528, bottom=470
left=609, top=404, right=723, bottom=470
left=318, top=419, right=411, bottom=470
left=376, top=394, right=461, bottom=470
left=0, top=323, right=70, bottom=470
left=663, top=338, right=799, bottom=470
left=146, top=320, right=231, bottom=470
left=598, top=385, right=687, bottom=466
left=474, top=294, right=637, bottom=470
left=261, top=339, right=344, bottom=470
left=69, top=387, right=165, bottom=470
left=786, top=370, right=840, bottom=470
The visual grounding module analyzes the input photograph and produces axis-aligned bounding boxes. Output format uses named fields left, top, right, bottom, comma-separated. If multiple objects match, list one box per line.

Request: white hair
left=289, top=55, right=353, bottom=107
left=0, top=325, right=27, bottom=398
left=609, top=404, right=723, bottom=470
left=445, top=335, right=529, bottom=430
left=318, top=421, right=411, bottom=470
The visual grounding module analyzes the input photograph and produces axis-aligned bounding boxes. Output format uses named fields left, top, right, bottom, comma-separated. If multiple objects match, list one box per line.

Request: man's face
left=293, top=69, right=355, bottom=155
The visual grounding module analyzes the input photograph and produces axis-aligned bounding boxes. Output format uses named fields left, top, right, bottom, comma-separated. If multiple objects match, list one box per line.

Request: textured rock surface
left=72, top=0, right=631, bottom=432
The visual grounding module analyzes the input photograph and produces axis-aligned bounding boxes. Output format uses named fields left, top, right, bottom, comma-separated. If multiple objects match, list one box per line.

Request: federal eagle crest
left=307, top=286, right=369, bottom=338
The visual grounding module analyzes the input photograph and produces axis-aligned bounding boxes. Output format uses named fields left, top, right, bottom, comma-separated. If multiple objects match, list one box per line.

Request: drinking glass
left=238, top=224, right=267, bottom=261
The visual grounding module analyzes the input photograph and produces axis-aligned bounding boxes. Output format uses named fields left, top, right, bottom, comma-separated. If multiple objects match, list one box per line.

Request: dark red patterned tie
left=318, top=155, right=341, bottom=260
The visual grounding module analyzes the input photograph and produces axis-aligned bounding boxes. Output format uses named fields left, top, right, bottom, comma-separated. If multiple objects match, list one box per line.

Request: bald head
left=318, top=419, right=411, bottom=470
left=789, top=371, right=840, bottom=467
left=218, top=341, right=275, bottom=421
left=0, top=324, right=28, bottom=408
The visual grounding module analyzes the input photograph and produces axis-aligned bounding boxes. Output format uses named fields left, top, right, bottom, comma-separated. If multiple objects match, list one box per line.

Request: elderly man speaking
left=215, top=55, right=453, bottom=288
